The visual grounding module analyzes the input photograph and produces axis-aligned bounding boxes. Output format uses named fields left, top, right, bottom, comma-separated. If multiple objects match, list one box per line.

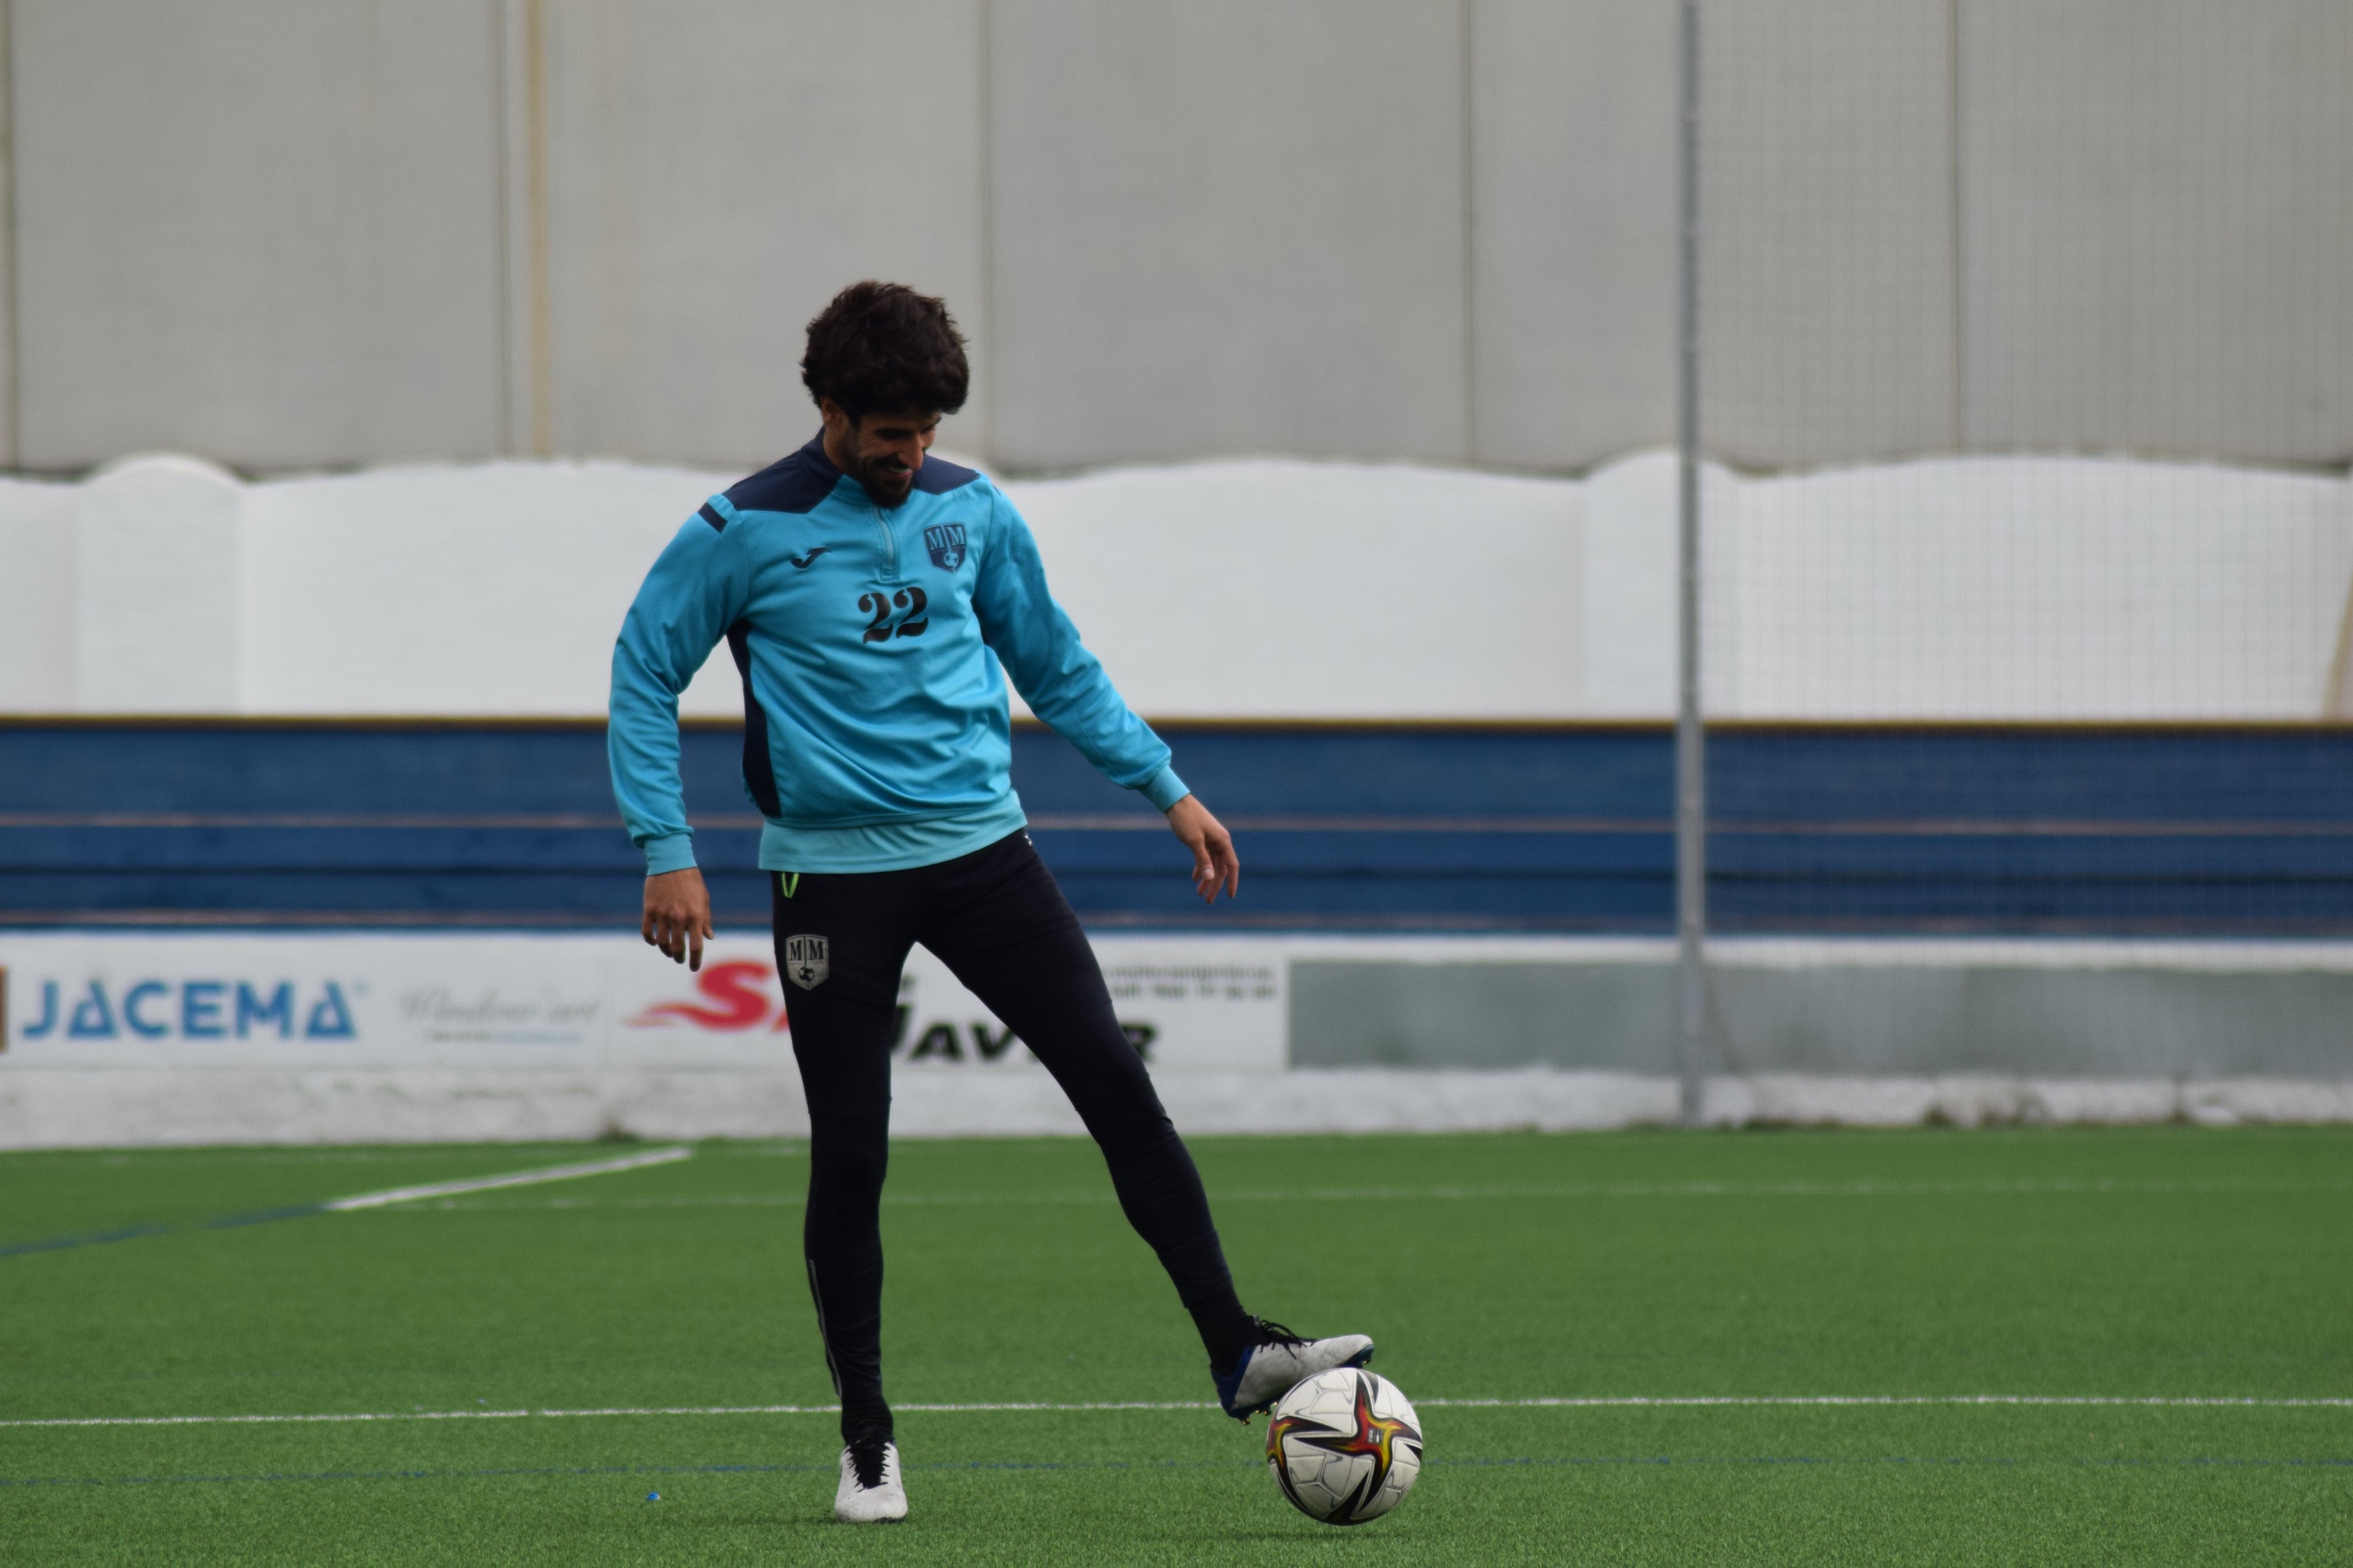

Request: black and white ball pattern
left=1265, top=1368, right=1424, bottom=1525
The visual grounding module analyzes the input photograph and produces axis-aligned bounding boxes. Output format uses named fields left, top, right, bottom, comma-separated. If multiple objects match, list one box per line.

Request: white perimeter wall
left=1, top=450, right=2348, bottom=720
left=5, top=932, right=2349, bottom=1146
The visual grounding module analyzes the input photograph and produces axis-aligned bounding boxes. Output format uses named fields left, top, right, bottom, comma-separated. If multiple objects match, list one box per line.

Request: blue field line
left=0, top=1222, right=176, bottom=1260
left=0, top=1148, right=693, bottom=1260
left=1, top=1207, right=337, bottom=1258
left=6, top=1454, right=2351, bottom=1492
left=0, top=1204, right=335, bottom=1260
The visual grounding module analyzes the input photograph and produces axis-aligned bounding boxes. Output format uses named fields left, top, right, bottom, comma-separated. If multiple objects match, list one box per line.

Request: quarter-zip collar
left=804, top=428, right=905, bottom=580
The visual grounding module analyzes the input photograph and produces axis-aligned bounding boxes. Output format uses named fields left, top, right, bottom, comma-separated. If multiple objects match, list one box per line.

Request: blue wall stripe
left=2, top=723, right=2349, bottom=934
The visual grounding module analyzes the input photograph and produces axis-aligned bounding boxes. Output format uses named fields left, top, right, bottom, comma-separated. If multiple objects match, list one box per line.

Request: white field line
left=412, top=1177, right=2353, bottom=1211
left=9, top=1394, right=2350, bottom=1430
left=321, top=1148, right=693, bottom=1211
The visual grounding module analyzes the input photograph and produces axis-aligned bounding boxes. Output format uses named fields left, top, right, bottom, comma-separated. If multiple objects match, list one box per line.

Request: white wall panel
left=1699, top=0, right=1958, bottom=467
left=1002, top=461, right=1582, bottom=719
left=9, top=449, right=2337, bottom=721
left=532, top=0, right=987, bottom=469
left=1961, top=0, right=2353, bottom=464
left=1729, top=458, right=2353, bottom=720
left=1471, top=0, right=1676, bottom=471
left=241, top=460, right=745, bottom=717
left=73, top=457, right=244, bottom=712
left=11, top=0, right=507, bottom=470
left=987, top=0, right=1469, bottom=469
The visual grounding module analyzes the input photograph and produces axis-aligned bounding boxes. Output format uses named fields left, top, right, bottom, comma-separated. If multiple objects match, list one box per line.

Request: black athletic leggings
left=773, top=830, right=1248, bottom=1443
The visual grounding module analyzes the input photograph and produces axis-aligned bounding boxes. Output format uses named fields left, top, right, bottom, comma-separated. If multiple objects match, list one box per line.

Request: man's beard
left=855, top=451, right=915, bottom=505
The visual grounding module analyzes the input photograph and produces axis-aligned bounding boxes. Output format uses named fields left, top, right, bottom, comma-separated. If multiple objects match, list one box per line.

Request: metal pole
left=1673, top=0, right=1707, bottom=1128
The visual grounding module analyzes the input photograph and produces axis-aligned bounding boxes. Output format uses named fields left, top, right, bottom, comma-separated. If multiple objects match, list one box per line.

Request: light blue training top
left=607, top=434, right=1187, bottom=876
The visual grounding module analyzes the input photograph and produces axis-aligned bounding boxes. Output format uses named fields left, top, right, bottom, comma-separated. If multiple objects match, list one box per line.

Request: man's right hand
left=643, top=867, right=714, bottom=971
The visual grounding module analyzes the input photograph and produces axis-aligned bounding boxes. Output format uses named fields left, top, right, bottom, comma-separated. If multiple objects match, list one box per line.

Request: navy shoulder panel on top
left=723, top=439, right=842, bottom=516
left=911, top=455, right=982, bottom=495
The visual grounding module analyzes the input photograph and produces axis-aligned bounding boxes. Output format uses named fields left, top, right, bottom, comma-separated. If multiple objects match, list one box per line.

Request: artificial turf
left=2, top=1127, right=2349, bottom=1563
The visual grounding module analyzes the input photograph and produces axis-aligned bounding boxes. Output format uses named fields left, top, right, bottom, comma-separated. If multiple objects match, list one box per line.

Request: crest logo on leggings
left=784, top=934, right=830, bottom=990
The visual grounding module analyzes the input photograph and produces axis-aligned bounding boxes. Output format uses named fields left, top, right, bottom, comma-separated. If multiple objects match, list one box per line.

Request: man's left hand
left=1166, top=795, right=1240, bottom=904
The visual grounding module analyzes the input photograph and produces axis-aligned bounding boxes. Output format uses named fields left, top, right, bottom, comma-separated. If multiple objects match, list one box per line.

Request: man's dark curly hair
left=801, top=281, right=970, bottom=422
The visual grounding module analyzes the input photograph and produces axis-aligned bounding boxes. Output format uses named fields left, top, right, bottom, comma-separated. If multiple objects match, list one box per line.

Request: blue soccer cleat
left=1214, top=1316, right=1375, bottom=1420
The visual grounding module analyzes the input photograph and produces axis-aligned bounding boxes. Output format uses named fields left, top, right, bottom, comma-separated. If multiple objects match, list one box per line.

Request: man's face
left=820, top=402, right=939, bottom=508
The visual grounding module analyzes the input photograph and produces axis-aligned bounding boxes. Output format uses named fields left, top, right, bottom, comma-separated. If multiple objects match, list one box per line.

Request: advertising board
left=6, top=932, right=2348, bottom=1145
left=0, top=933, right=1285, bottom=1073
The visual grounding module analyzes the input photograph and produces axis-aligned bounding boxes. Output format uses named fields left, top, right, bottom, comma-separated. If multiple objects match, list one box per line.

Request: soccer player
left=608, top=281, right=1373, bottom=1523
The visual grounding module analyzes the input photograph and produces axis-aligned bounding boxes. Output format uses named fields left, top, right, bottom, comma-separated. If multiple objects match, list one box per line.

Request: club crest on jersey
left=783, top=934, right=830, bottom=990
left=923, top=523, right=967, bottom=571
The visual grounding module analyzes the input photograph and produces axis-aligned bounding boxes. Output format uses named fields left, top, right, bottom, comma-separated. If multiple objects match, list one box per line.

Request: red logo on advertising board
left=628, top=961, right=789, bottom=1033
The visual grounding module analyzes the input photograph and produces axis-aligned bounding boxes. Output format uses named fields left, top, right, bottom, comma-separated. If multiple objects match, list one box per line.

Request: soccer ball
left=1264, top=1367, right=1423, bottom=1525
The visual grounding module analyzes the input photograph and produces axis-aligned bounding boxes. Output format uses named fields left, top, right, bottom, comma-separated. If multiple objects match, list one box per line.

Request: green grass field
left=4, top=1127, right=2350, bottom=1564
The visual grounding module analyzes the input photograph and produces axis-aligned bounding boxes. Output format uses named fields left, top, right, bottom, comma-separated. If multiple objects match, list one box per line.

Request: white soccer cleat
left=834, top=1436, right=908, bottom=1523
left=1215, top=1317, right=1376, bottom=1420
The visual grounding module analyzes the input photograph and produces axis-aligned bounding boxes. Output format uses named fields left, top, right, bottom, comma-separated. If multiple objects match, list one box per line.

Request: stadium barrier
left=1, top=450, right=2346, bottom=721
left=5, top=717, right=2352, bottom=1144
left=4, top=931, right=2351, bottom=1148
left=7, top=721, right=2350, bottom=935
left=4, top=443, right=2350, bottom=1144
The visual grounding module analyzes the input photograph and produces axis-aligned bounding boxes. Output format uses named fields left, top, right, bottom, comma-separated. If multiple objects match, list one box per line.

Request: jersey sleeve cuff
left=1138, top=765, right=1190, bottom=813
left=642, top=833, right=697, bottom=876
